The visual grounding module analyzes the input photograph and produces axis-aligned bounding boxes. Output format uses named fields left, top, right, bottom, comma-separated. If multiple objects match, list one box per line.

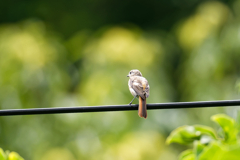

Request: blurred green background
left=0, top=0, right=240, bottom=159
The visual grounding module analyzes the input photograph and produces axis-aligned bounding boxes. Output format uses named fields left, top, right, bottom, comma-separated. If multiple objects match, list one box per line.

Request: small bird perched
left=127, top=69, right=150, bottom=119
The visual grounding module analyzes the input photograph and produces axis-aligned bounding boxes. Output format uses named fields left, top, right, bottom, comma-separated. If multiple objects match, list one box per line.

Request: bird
left=127, top=69, right=150, bottom=118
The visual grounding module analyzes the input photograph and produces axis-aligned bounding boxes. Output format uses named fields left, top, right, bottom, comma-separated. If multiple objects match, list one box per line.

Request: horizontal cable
left=0, top=99, right=240, bottom=116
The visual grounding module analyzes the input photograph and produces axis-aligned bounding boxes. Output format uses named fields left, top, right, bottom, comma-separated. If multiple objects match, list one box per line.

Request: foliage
left=0, top=148, right=24, bottom=160
left=167, top=114, right=240, bottom=160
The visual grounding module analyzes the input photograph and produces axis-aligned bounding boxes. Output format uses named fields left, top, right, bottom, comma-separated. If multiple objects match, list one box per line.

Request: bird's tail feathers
left=138, top=97, right=147, bottom=119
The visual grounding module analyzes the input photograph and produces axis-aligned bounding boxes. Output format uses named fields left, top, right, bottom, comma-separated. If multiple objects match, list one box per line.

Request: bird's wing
left=145, top=83, right=150, bottom=98
left=130, top=77, right=147, bottom=99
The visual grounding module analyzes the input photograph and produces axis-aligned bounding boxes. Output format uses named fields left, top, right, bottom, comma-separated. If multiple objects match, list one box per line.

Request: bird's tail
left=138, top=97, right=147, bottom=119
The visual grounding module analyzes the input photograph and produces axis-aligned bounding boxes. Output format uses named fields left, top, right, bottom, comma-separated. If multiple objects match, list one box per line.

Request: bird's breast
left=129, top=87, right=137, bottom=97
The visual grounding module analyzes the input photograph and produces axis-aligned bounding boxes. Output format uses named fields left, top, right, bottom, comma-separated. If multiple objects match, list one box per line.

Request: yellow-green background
left=0, top=0, right=240, bottom=159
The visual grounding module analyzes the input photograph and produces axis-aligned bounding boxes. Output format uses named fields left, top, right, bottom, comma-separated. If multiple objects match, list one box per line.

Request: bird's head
left=127, top=69, right=142, bottom=77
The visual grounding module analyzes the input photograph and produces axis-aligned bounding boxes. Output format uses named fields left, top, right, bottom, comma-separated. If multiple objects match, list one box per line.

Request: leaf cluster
left=167, top=114, right=240, bottom=160
left=0, top=148, right=24, bottom=160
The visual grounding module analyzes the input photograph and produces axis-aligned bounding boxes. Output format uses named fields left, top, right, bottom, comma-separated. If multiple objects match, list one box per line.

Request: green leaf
left=219, top=145, right=240, bottom=160
left=211, top=114, right=238, bottom=143
left=179, top=149, right=195, bottom=160
left=7, top=152, right=24, bottom=160
left=199, top=144, right=240, bottom=160
left=166, top=125, right=200, bottom=145
left=194, top=125, right=218, bottom=140
left=0, top=148, right=7, bottom=160
left=198, top=141, right=224, bottom=160
left=193, top=140, right=205, bottom=158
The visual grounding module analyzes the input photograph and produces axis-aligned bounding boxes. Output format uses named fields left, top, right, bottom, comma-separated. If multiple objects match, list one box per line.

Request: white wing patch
left=133, top=82, right=140, bottom=86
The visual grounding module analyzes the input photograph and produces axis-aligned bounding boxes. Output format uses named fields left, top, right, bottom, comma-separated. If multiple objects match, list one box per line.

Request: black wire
left=0, top=99, right=240, bottom=116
